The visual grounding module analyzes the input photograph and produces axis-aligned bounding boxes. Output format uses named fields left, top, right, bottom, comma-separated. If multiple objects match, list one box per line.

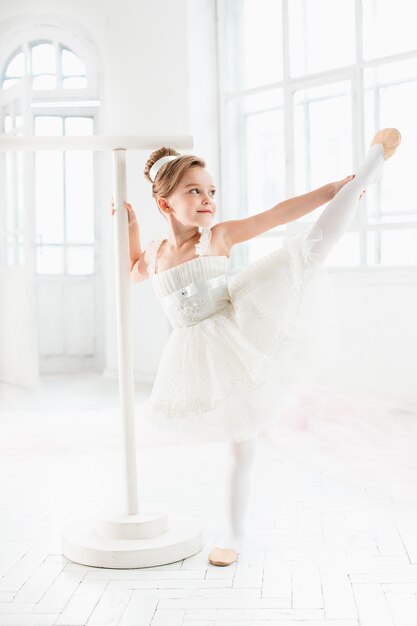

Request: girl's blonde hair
left=144, top=146, right=206, bottom=219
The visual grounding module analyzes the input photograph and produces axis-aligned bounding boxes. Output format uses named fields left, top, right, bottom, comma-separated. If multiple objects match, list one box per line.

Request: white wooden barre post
left=0, top=134, right=204, bottom=568
left=112, top=148, right=138, bottom=516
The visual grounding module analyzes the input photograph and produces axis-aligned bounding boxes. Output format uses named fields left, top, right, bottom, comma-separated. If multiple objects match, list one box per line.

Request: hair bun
left=144, top=147, right=180, bottom=184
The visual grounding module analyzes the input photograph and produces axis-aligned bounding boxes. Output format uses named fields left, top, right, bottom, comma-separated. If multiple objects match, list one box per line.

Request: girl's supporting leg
left=223, top=435, right=257, bottom=551
left=306, top=143, right=385, bottom=265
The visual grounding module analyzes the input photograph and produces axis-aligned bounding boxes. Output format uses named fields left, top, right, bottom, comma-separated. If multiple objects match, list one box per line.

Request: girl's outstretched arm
left=217, top=183, right=335, bottom=247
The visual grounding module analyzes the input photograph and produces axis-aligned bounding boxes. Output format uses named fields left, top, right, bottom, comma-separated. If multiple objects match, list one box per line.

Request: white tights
left=224, top=142, right=386, bottom=552
left=306, top=143, right=384, bottom=264
left=224, top=436, right=257, bottom=551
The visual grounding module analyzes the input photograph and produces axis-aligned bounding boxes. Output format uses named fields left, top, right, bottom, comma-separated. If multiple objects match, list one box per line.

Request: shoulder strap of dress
left=147, top=237, right=165, bottom=276
left=195, top=226, right=212, bottom=256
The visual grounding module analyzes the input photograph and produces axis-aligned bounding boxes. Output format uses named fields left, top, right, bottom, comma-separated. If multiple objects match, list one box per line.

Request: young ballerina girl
left=112, top=127, right=401, bottom=567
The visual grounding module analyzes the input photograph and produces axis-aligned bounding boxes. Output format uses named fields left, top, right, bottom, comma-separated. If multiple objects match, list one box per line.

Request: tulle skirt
left=137, top=227, right=340, bottom=445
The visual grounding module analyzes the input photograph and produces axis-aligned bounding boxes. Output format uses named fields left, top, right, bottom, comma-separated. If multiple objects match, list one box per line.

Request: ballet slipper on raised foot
left=208, top=547, right=238, bottom=566
left=367, top=127, right=401, bottom=184
left=370, top=128, right=401, bottom=160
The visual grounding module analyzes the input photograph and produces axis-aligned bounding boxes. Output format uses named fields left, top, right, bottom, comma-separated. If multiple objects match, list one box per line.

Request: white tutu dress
left=137, top=224, right=338, bottom=445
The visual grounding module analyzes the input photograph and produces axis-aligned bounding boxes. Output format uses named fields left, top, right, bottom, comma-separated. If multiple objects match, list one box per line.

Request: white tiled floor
left=1, top=374, right=417, bottom=625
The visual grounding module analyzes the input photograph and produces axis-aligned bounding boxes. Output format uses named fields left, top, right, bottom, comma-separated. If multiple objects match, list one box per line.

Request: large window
left=218, top=0, right=417, bottom=268
left=1, top=39, right=98, bottom=275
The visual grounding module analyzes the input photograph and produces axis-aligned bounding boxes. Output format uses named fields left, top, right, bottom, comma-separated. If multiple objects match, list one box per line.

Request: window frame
left=215, top=0, right=417, bottom=272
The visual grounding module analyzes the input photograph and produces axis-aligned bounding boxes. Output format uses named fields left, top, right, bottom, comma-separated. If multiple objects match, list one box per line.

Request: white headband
left=149, top=155, right=180, bottom=183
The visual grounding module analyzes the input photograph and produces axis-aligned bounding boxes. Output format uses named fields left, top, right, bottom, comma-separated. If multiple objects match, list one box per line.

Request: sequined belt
left=160, top=274, right=231, bottom=328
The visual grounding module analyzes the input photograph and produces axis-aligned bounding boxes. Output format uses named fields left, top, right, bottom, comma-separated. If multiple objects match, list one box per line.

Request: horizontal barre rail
left=0, top=135, right=194, bottom=151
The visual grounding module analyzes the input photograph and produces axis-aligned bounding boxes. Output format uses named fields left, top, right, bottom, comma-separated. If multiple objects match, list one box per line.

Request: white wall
left=326, top=269, right=417, bottom=408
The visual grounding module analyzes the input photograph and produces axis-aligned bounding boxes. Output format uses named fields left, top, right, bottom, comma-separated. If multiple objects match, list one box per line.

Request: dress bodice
left=147, top=226, right=231, bottom=328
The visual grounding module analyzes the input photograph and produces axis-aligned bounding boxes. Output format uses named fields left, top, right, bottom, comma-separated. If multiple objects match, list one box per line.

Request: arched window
left=0, top=29, right=100, bottom=275
left=2, top=42, right=88, bottom=91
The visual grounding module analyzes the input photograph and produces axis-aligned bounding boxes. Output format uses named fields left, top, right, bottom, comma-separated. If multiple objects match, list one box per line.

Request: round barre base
left=62, top=514, right=204, bottom=569
left=94, top=509, right=170, bottom=540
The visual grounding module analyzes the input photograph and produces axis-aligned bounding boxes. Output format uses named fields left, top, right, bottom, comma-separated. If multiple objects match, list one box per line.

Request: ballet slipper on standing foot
left=208, top=547, right=239, bottom=566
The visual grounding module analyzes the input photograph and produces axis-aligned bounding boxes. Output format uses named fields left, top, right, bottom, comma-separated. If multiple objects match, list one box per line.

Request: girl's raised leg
left=306, top=128, right=401, bottom=265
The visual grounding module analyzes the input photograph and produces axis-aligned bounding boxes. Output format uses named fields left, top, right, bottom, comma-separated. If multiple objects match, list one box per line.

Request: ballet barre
left=0, top=135, right=191, bottom=151
left=0, top=134, right=203, bottom=568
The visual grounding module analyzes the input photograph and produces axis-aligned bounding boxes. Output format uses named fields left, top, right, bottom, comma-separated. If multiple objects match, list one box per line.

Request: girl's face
left=159, top=166, right=217, bottom=227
